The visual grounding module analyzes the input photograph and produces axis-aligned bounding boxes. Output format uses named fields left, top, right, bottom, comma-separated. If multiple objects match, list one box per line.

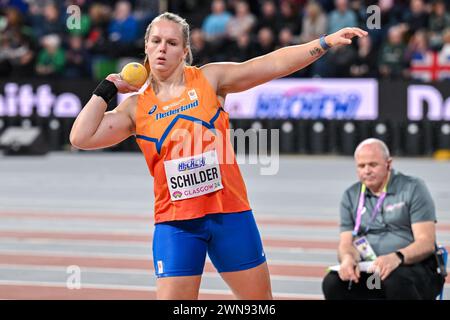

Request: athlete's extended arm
left=202, top=27, right=367, bottom=96
left=70, top=74, right=140, bottom=150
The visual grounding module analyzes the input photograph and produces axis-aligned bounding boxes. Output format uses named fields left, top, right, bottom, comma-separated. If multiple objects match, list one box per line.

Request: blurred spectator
left=284, top=0, right=307, bottom=9
left=108, top=1, right=139, bottom=44
left=0, top=29, right=35, bottom=77
left=202, top=0, right=232, bottom=41
left=2, top=6, right=23, bottom=31
left=132, top=0, right=157, bottom=42
left=440, top=28, right=450, bottom=57
left=406, top=30, right=434, bottom=81
left=275, top=24, right=313, bottom=76
left=327, top=0, right=357, bottom=34
left=85, top=3, right=112, bottom=54
left=349, top=0, right=367, bottom=27
left=168, top=0, right=209, bottom=29
left=3, top=0, right=29, bottom=14
left=0, top=34, right=14, bottom=76
left=327, top=44, right=357, bottom=77
left=378, top=26, right=407, bottom=79
left=35, top=34, right=66, bottom=77
left=0, top=6, right=35, bottom=77
left=1, top=0, right=449, bottom=81
left=438, top=28, right=450, bottom=80
left=401, top=0, right=429, bottom=35
left=34, top=2, right=66, bottom=39
left=26, top=0, right=46, bottom=38
left=134, top=0, right=158, bottom=24
left=277, top=27, right=296, bottom=49
left=64, top=35, right=90, bottom=78
left=299, top=1, right=327, bottom=43
left=317, top=0, right=335, bottom=12
left=1, top=6, right=32, bottom=41
left=64, top=0, right=90, bottom=11
left=190, top=28, right=211, bottom=66
left=349, top=35, right=378, bottom=77
left=226, top=32, right=254, bottom=62
left=384, top=0, right=406, bottom=25
left=278, top=1, right=302, bottom=35
left=255, top=0, right=279, bottom=34
left=428, top=0, right=450, bottom=50
left=227, top=0, right=256, bottom=40
left=252, top=27, right=276, bottom=56
left=369, top=0, right=398, bottom=50
left=405, top=30, right=431, bottom=62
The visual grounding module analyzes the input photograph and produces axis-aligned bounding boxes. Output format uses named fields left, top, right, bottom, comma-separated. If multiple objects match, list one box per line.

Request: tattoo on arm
left=309, top=47, right=322, bottom=57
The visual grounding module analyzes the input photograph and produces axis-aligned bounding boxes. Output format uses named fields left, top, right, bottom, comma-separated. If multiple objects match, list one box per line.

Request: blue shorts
left=152, top=210, right=266, bottom=278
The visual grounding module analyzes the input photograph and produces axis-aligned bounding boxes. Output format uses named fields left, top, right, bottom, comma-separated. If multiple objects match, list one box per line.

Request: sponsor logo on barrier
left=0, top=83, right=81, bottom=117
left=255, top=89, right=362, bottom=119
left=408, top=85, right=450, bottom=120
left=224, top=79, right=378, bottom=120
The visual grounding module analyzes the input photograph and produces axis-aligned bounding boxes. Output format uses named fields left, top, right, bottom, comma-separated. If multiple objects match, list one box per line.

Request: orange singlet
left=135, top=66, right=251, bottom=223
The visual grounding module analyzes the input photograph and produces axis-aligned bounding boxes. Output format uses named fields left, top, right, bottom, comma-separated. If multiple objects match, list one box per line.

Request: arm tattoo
left=309, top=47, right=322, bottom=57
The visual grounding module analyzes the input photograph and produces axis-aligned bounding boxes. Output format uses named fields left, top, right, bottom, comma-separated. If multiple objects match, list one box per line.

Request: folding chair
left=436, top=244, right=448, bottom=300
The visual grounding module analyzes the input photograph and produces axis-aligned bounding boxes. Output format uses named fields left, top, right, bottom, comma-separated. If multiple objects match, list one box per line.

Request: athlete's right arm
left=70, top=74, right=140, bottom=150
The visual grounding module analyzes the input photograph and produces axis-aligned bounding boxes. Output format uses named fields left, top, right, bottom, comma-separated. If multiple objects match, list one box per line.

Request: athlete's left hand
left=367, top=252, right=402, bottom=280
left=325, top=27, right=368, bottom=48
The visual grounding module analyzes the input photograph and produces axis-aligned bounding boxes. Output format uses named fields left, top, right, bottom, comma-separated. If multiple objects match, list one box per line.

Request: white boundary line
left=0, top=280, right=323, bottom=300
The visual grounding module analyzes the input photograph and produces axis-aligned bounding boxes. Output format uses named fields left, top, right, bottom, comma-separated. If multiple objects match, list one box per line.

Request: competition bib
left=164, top=150, right=223, bottom=201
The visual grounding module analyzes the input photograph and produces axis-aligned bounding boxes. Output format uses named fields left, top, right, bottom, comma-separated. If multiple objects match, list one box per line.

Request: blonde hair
left=143, top=12, right=193, bottom=74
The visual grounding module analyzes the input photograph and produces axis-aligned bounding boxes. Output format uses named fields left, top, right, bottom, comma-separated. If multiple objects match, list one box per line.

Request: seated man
left=322, top=138, right=445, bottom=299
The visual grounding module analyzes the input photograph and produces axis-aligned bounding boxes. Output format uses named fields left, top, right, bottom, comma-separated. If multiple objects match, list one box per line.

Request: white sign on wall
left=408, top=85, right=450, bottom=120
left=0, top=83, right=81, bottom=118
left=224, top=79, right=378, bottom=120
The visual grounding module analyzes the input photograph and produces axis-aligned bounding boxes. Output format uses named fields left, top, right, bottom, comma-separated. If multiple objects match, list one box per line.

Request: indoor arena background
left=0, top=0, right=449, bottom=300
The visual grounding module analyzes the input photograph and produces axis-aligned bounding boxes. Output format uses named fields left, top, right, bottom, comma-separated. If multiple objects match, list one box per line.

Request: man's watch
left=395, top=251, right=405, bottom=265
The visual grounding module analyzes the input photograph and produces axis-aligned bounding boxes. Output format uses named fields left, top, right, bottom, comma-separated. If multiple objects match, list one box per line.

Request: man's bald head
left=354, top=138, right=390, bottom=160
left=354, top=138, right=392, bottom=193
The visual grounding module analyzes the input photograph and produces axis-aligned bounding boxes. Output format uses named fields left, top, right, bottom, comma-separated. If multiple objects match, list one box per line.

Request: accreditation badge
left=164, top=150, right=223, bottom=201
left=353, top=236, right=377, bottom=261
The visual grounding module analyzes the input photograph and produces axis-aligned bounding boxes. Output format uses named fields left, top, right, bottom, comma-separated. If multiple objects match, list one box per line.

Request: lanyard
left=352, top=184, right=387, bottom=237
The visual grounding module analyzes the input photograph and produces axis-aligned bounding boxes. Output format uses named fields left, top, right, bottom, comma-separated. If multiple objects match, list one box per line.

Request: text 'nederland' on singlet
left=135, top=66, right=251, bottom=223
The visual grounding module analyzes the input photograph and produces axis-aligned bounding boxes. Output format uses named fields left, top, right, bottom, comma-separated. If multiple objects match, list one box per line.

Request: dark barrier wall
left=1, top=79, right=449, bottom=155
left=0, top=79, right=118, bottom=149
left=1, top=78, right=450, bottom=121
